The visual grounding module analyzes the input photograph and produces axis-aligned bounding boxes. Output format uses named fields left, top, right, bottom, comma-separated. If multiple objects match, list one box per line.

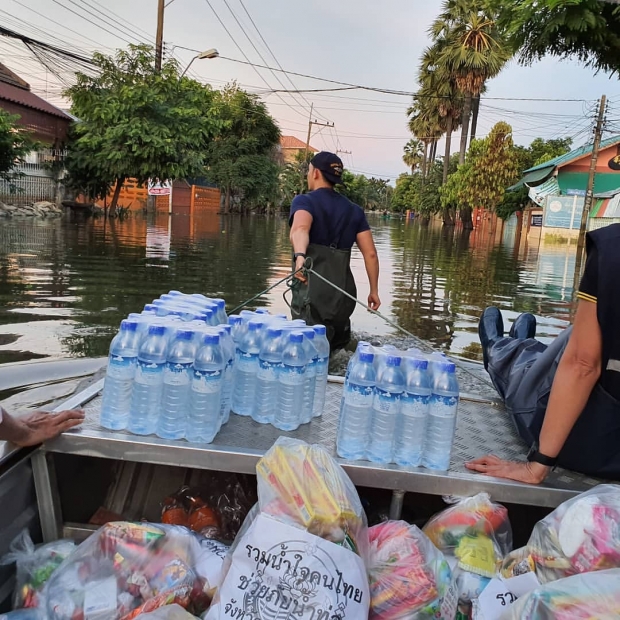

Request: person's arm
left=356, top=230, right=381, bottom=311
left=290, top=209, right=313, bottom=282
left=0, top=407, right=85, bottom=447
left=466, top=299, right=602, bottom=483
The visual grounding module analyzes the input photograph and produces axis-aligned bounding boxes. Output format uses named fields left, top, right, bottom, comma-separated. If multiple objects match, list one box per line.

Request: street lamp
left=180, top=49, right=219, bottom=78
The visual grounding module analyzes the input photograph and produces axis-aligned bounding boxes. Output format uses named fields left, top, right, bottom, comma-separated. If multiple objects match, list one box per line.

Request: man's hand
left=15, top=409, right=85, bottom=447
left=294, top=255, right=307, bottom=283
left=465, top=455, right=550, bottom=485
left=368, top=292, right=381, bottom=311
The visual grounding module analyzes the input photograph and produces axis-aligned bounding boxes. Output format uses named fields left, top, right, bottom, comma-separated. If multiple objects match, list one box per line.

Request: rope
left=229, top=263, right=494, bottom=387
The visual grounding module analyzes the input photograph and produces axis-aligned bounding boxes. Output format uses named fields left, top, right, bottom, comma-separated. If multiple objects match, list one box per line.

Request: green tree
left=433, top=0, right=511, bottom=164
left=65, top=45, right=223, bottom=211
left=403, top=139, right=424, bottom=174
left=204, top=84, right=281, bottom=214
left=493, top=0, right=620, bottom=74
left=441, top=121, right=519, bottom=228
left=0, top=109, right=36, bottom=184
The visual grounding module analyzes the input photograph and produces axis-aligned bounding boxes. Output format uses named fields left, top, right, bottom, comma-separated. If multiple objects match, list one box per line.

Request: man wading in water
left=289, top=152, right=381, bottom=351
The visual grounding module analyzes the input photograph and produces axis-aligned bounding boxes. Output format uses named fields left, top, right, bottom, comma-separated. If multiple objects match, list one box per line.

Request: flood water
left=0, top=212, right=577, bottom=367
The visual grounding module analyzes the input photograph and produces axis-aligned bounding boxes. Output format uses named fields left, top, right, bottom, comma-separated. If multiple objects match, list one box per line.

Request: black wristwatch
left=527, top=443, right=558, bottom=467
left=293, top=252, right=307, bottom=260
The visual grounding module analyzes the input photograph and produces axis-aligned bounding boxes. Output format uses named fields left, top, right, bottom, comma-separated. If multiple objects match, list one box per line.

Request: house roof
left=0, top=63, right=72, bottom=121
left=280, top=135, right=317, bottom=152
left=524, top=135, right=620, bottom=174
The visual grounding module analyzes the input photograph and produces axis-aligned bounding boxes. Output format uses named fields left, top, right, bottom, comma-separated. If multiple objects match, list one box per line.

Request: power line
left=79, top=0, right=152, bottom=46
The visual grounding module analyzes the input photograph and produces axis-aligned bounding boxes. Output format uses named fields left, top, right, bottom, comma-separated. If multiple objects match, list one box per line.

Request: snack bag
left=207, top=438, right=370, bottom=619
left=502, top=568, right=620, bottom=620
left=368, top=521, right=451, bottom=619
left=0, top=530, right=75, bottom=610
left=423, top=494, right=512, bottom=619
left=44, top=522, right=228, bottom=619
left=501, top=484, right=620, bottom=584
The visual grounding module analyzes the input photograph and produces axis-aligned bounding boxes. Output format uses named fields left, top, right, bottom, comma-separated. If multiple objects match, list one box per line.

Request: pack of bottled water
left=99, top=291, right=331, bottom=443
left=336, top=342, right=460, bottom=471
left=229, top=310, right=330, bottom=432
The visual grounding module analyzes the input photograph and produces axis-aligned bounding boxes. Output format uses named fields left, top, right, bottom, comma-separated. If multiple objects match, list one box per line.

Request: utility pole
left=155, top=0, right=165, bottom=72
left=300, top=104, right=335, bottom=192
left=572, top=94, right=607, bottom=309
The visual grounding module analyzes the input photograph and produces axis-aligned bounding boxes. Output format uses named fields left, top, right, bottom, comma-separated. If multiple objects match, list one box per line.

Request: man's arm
left=466, top=299, right=602, bottom=483
left=290, top=210, right=313, bottom=282
left=356, top=230, right=381, bottom=311
left=0, top=407, right=85, bottom=447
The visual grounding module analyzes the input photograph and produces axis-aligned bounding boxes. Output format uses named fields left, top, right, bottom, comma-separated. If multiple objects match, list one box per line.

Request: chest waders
left=290, top=243, right=357, bottom=351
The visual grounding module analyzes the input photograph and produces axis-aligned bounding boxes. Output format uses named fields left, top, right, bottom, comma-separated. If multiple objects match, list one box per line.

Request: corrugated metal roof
left=0, top=80, right=72, bottom=121
left=524, top=135, right=620, bottom=174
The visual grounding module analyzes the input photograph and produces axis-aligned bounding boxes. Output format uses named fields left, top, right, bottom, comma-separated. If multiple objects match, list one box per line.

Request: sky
left=2, top=0, right=620, bottom=182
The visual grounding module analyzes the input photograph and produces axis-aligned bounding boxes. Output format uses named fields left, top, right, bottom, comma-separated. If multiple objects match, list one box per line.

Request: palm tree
left=403, top=139, right=424, bottom=174
left=432, top=1, right=511, bottom=164
left=407, top=101, right=443, bottom=181
left=418, top=43, right=463, bottom=185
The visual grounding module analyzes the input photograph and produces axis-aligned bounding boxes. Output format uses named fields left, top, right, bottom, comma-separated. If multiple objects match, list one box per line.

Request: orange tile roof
left=280, top=135, right=318, bottom=152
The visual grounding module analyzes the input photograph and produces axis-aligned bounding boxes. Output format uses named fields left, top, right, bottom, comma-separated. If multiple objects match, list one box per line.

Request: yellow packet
left=455, top=533, right=497, bottom=578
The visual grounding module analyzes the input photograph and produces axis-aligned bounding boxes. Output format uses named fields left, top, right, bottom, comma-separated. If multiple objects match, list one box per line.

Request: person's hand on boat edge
left=0, top=407, right=85, bottom=447
left=465, top=455, right=550, bottom=485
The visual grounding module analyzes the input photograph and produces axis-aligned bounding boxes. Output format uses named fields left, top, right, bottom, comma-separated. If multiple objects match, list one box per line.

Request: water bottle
left=218, top=325, right=236, bottom=425
left=128, top=325, right=168, bottom=435
left=157, top=329, right=196, bottom=440
left=367, top=356, right=405, bottom=464
left=253, top=327, right=284, bottom=424
left=428, top=352, right=448, bottom=381
left=345, top=341, right=371, bottom=382
left=301, top=328, right=318, bottom=424
left=232, top=320, right=262, bottom=417
left=374, top=344, right=398, bottom=380
left=254, top=308, right=270, bottom=315
left=187, top=333, right=225, bottom=443
left=274, top=332, right=307, bottom=431
left=100, top=320, right=141, bottom=430
left=312, top=325, right=330, bottom=418
left=212, top=298, right=228, bottom=324
left=423, top=361, right=459, bottom=470
left=394, top=358, right=431, bottom=467
left=336, top=351, right=376, bottom=460
left=228, top=315, right=244, bottom=345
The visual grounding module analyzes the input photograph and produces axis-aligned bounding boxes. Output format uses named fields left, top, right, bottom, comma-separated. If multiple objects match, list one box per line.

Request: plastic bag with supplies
left=368, top=520, right=452, bottom=619
left=43, top=522, right=228, bottom=619
left=206, top=438, right=370, bottom=619
left=501, top=484, right=620, bottom=584
left=0, top=530, right=75, bottom=610
left=500, top=568, right=620, bottom=620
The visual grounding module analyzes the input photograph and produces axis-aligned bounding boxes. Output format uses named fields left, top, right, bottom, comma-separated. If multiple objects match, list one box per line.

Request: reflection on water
left=0, top=213, right=577, bottom=365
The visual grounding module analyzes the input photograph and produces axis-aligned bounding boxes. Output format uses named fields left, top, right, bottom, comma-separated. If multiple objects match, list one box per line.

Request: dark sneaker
left=479, top=307, right=504, bottom=370
left=509, top=313, right=537, bottom=340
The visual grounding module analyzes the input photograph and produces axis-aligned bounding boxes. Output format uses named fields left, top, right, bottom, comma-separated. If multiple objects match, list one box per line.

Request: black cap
left=310, top=151, right=345, bottom=185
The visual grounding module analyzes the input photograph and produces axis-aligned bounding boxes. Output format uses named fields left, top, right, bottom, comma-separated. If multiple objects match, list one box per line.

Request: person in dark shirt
left=289, top=152, right=380, bottom=350
left=468, top=224, right=620, bottom=483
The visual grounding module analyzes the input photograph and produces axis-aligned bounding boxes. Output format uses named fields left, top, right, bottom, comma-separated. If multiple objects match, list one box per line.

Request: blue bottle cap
left=409, top=358, right=429, bottom=370
left=168, top=290, right=183, bottom=296
left=228, top=315, right=242, bottom=325
left=143, top=304, right=157, bottom=312
left=267, top=327, right=283, bottom=338
left=302, top=328, right=316, bottom=339
left=213, top=298, right=225, bottom=309
left=148, top=325, right=166, bottom=336
left=437, top=361, right=456, bottom=373
left=120, top=320, right=138, bottom=332
left=386, top=355, right=402, bottom=367
left=359, top=351, right=375, bottom=363
left=202, top=309, right=214, bottom=319
left=220, top=325, right=232, bottom=335
left=290, top=332, right=304, bottom=343
left=248, top=320, right=264, bottom=330
left=313, top=325, right=327, bottom=336
left=176, top=330, right=195, bottom=340
left=202, top=333, right=220, bottom=345
left=255, top=308, right=270, bottom=314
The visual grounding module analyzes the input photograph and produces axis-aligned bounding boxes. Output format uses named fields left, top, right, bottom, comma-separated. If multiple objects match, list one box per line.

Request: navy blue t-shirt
left=289, top=188, right=370, bottom=250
